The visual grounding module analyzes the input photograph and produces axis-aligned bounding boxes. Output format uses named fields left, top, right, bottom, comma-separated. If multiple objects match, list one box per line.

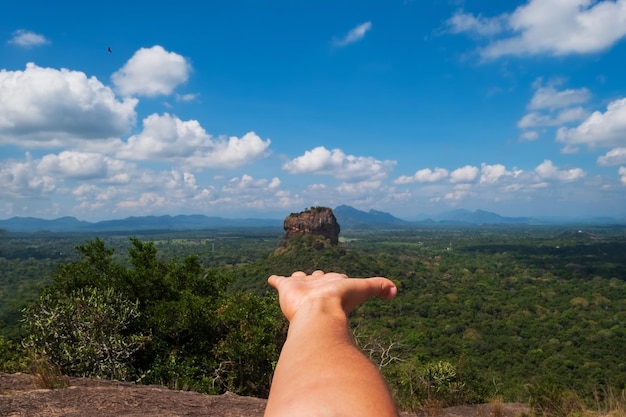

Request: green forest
left=1, top=225, right=625, bottom=414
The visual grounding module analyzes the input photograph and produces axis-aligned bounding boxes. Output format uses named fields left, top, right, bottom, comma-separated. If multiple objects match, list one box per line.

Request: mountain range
left=1, top=206, right=624, bottom=233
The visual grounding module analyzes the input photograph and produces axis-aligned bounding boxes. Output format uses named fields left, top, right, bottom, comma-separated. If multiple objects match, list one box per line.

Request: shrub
left=22, top=287, right=145, bottom=381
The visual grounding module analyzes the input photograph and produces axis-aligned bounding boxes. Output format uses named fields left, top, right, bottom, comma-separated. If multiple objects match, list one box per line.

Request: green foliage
left=28, top=353, right=70, bottom=389
left=17, top=236, right=284, bottom=398
left=22, top=287, right=144, bottom=380
left=0, top=335, right=27, bottom=373
left=527, top=381, right=585, bottom=417
left=233, top=234, right=387, bottom=293
left=384, top=358, right=486, bottom=411
left=3, top=226, right=626, bottom=406
left=211, top=292, right=285, bottom=396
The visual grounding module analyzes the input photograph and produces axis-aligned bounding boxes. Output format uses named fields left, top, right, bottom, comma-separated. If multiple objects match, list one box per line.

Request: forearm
left=264, top=301, right=398, bottom=417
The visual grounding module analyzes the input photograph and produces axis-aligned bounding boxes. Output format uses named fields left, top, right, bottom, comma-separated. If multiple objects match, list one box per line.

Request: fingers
left=268, top=271, right=306, bottom=285
left=267, top=274, right=283, bottom=289
left=358, top=277, right=397, bottom=299
left=268, top=272, right=397, bottom=301
left=375, top=278, right=398, bottom=299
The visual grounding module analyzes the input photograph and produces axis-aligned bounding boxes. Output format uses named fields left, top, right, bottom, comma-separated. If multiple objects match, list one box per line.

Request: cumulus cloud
left=446, top=11, right=507, bottom=36
left=117, top=113, right=271, bottom=168
left=223, top=174, right=280, bottom=193
left=449, top=165, right=479, bottom=183
left=8, top=30, right=50, bottom=47
left=480, top=163, right=515, bottom=184
left=518, top=80, right=591, bottom=132
left=528, top=85, right=592, bottom=110
left=535, top=160, right=586, bottom=181
left=598, top=147, right=626, bottom=166
left=74, top=169, right=207, bottom=215
left=444, top=188, right=475, bottom=202
left=517, top=80, right=592, bottom=142
left=333, top=21, right=372, bottom=47
left=0, top=151, right=139, bottom=204
left=447, top=0, right=626, bottom=58
left=37, top=151, right=127, bottom=180
left=518, top=107, right=589, bottom=128
left=394, top=167, right=449, bottom=184
left=0, top=157, right=55, bottom=198
left=112, top=46, right=191, bottom=97
left=620, top=166, right=626, bottom=185
left=520, top=130, right=539, bottom=141
left=556, top=98, right=626, bottom=149
left=336, top=180, right=384, bottom=196
left=282, top=146, right=395, bottom=182
left=0, top=63, right=137, bottom=147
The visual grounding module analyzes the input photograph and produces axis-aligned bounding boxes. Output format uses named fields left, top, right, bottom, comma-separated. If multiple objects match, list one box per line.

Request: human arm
left=263, top=270, right=399, bottom=417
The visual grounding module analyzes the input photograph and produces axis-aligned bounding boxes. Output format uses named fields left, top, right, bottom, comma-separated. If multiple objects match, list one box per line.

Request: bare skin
left=264, top=270, right=399, bottom=417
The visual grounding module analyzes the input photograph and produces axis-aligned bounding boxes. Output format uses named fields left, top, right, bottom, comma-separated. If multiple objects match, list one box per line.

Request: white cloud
left=268, top=177, right=281, bottom=189
left=117, top=113, right=271, bottom=169
left=518, top=81, right=591, bottom=130
left=528, top=85, right=592, bottom=110
left=336, top=180, right=384, bottom=196
left=449, top=165, right=479, bottom=183
left=444, top=188, right=475, bottom=202
left=117, top=192, right=167, bottom=209
left=333, top=21, right=372, bottom=47
left=223, top=174, right=276, bottom=193
left=535, top=160, right=586, bottom=181
left=480, top=163, right=512, bottom=184
left=556, top=98, right=626, bottom=149
left=8, top=30, right=50, bottom=47
left=517, top=112, right=548, bottom=129
left=394, top=167, right=449, bottom=184
left=446, top=11, right=507, bottom=36
left=519, top=130, right=539, bottom=141
left=447, top=0, right=626, bottom=58
left=598, top=148, right=626, bottom=166
left=283, top=146, right=395, bottom=182
left=0, top=157, right=55, bottom=197
left=620, top=166, right=626, bottom=185
left=0, top=63, right=137, bottom=147
left=75, top=169, right=208, bottom=215
left=37, top=151, right=125, bottom=180
left=518, top=107, right=588, bottom=128
left=176, top=93, right=199, bottom=102
left=112, top=46, right=191, bottom=97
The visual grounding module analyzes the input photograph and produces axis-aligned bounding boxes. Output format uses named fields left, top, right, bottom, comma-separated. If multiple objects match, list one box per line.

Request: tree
left=22, top=287, right=144, bottom=380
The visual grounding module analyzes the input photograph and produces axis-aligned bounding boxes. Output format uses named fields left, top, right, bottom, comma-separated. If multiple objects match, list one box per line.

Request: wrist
left=289, top=297, right=348, bottom=326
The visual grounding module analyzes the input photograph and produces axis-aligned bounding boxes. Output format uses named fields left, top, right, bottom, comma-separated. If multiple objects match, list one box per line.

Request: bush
left=22, top=287, right=145, bottom=380
left=0, top=335, right=27, bottom=373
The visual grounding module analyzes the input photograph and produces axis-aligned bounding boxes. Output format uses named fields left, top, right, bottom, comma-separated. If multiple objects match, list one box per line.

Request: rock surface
left=0, top=372, right=529, bottom=417
left=280, top=207, right=340, bottom=246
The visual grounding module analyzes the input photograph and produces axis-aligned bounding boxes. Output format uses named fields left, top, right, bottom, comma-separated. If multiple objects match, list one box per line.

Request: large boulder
left=280, top=207, right=340, bottom=247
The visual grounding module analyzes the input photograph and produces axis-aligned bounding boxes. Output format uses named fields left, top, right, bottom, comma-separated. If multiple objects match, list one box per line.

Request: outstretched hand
left=268, top=270, right=397, bottom=322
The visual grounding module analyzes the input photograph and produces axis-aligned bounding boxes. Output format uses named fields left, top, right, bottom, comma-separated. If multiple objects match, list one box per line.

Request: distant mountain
left=0, top=216, right=92, bottom=232
left=333, top=205, right=410, bottom=228
left=333, top=206, right=540, bottom=228
left=1, top=207, right=624, bottom=233
left=425, top=209, right=534, bottom=225
left=0, top=215, right=282, bottom=233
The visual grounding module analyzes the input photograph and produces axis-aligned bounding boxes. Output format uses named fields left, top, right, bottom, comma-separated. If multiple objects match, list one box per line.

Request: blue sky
left=2, top=0, right=626, bottom=221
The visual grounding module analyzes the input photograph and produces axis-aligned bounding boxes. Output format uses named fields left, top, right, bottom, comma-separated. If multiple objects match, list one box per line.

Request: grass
left=28, top=354, right=69, bottom=390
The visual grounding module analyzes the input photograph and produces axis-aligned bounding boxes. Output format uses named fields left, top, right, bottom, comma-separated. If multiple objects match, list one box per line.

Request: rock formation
left=280, top=207, right=340, bottom=247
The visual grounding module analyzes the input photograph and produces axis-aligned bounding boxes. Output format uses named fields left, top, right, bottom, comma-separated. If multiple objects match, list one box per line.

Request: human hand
left=267, top=270, right=397, bottom=322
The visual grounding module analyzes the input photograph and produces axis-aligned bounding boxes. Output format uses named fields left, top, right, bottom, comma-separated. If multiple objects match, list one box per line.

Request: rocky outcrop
left=280, top=207, right=340, bottom=247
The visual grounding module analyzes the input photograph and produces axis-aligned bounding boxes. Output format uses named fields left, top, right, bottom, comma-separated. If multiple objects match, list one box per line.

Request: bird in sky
left=107, top=47, right=112, bottom=53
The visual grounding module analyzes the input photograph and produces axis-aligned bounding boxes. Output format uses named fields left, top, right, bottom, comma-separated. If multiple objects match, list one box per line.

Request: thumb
left=367, top=277, right=398, bottom=300
left=268, top=274, right=283, bottom=290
